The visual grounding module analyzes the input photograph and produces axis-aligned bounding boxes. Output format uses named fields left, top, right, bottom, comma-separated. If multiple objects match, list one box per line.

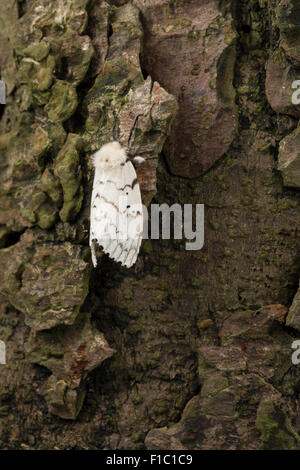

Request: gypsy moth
left=90, top=142, right=143, bottom=268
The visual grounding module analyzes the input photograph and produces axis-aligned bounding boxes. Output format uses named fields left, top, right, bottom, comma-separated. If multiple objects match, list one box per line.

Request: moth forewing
left=90, top=141, right=144, bottom=268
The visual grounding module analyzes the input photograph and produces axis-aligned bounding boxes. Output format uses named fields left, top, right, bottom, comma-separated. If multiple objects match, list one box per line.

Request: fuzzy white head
left=93, top=141, right=127, bottom=170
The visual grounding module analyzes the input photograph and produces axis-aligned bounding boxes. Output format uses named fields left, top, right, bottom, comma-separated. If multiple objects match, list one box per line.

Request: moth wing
left=90, top=161, right=143, bottom=268
left=121, top=160, right=143, bottom=268
left=90, top=166, right=123, bottom=267
left=107, top=161, right=143, bottom=268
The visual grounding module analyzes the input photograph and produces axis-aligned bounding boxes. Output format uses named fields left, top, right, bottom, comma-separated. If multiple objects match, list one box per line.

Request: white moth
left=90, top=141, right=143, bottom=268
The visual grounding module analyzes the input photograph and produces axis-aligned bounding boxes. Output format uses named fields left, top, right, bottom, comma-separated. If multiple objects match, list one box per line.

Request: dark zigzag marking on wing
left=95, top=178, right=138, bottom=191
left=93, top=193, right=141, bottom=216
left=93, top=193, right=121, bottom=214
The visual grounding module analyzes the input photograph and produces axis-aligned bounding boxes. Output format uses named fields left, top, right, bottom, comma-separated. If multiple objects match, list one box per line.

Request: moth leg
left=133, top=156, right=146, bottom=165
left=133, top=155, right=159, bottom=165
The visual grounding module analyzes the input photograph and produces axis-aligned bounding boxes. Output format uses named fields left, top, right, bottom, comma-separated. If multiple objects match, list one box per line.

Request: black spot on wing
left=120, top=158, right=130, bottom=167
